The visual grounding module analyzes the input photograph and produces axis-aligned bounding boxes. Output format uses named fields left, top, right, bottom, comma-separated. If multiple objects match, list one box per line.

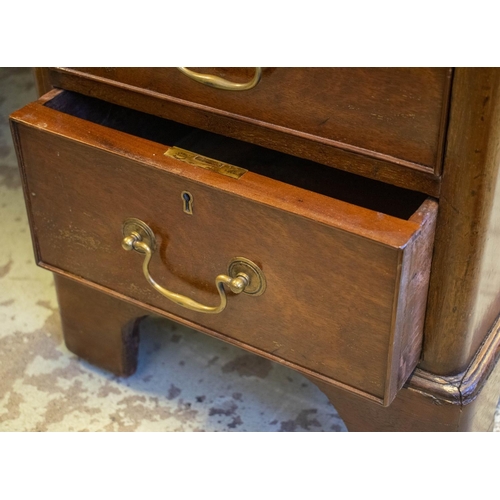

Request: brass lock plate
left=165, top=147, right=248, bottom=179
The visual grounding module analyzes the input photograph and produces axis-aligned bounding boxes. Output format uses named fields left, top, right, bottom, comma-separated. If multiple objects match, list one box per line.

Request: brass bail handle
left=177, top=67, right=262, bottom=91
left=121, top=218, right=266, bottom=314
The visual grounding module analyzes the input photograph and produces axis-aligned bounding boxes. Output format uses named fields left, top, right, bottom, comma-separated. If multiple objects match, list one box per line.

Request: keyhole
left=181, top=191, right=193, bottom=215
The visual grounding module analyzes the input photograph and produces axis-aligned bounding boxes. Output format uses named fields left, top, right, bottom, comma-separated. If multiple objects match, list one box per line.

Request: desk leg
left=309, top=360, right=500, bottom=432
left=54, top=275, right=147, bottom=377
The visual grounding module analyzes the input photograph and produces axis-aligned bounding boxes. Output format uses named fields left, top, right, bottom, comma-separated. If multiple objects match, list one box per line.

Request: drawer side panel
left=386, top=199, right=438, bottom=404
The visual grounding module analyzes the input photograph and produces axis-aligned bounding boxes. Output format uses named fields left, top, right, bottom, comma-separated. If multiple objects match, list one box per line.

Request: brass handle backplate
left=177, top=67, right=262, bottom=91
left=121, top=218, right=266, bottom=314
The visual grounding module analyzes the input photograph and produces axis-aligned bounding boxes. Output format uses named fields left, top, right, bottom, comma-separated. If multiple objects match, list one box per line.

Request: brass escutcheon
left=122, top=218, right=156, bottom=253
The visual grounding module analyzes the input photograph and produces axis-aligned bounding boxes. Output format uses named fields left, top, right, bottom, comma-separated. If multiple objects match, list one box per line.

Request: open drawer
left=10, top=89, right=438, bottom=406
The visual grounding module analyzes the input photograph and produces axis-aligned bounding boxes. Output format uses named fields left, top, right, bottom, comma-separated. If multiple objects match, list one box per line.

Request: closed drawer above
left=45, top=67, right=452, bottom=196
left=11, top=90, right=438, bottom=406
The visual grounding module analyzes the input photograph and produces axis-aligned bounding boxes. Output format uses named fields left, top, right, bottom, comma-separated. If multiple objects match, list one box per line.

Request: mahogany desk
left=10, top=68, right=500, bottom=431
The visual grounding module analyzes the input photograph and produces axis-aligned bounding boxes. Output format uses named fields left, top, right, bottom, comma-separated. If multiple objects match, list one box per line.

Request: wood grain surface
left=10, top=90, right=438, bottom=404
left=55, top=275, right=146, bottom=376
left=42, top=67, right=451, bottom=195
left=310, top=313, right=500, bottom=430
left=421, top=68, right=500, bottom=375
left=311, top=358, right=500, bottom=431
left=33, top=68, right=52, bottom=96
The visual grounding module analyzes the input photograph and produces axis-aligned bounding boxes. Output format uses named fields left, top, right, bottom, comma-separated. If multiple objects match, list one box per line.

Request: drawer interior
left=45, top=91, right=428, bottom=220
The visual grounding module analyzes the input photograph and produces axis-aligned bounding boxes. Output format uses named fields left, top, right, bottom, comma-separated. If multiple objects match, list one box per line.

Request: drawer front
left=11, top=91, right=438, bottom=406
left=47, top=67, right=452, bottom=196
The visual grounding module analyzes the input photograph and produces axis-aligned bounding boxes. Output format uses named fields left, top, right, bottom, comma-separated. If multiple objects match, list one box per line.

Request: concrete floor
left=0, top=68, right=498, bottom=431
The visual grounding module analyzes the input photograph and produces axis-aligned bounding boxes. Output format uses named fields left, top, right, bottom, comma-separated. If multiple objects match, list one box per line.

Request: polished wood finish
left=55, top=275, right=146, bottom=377
left=392, top=199, right=437, bottom=398
left=422, top=68, right=500, bottom=375
left=312, top=366, right=500, bottom=431
left=42, top=67, right=452, bottom=196
left=10, top=89, right=438, bottom=405
left=11, top=67, right=500, bottom=430
left=33, top=68, right=52, bottom=96
left=310, top=313, right=500, bottom=431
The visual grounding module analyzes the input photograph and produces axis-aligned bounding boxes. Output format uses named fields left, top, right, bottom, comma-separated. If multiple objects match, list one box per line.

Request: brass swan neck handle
left=121, top=218, right=266, bottom=314
left=177, top=67, right=262, bottom=91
